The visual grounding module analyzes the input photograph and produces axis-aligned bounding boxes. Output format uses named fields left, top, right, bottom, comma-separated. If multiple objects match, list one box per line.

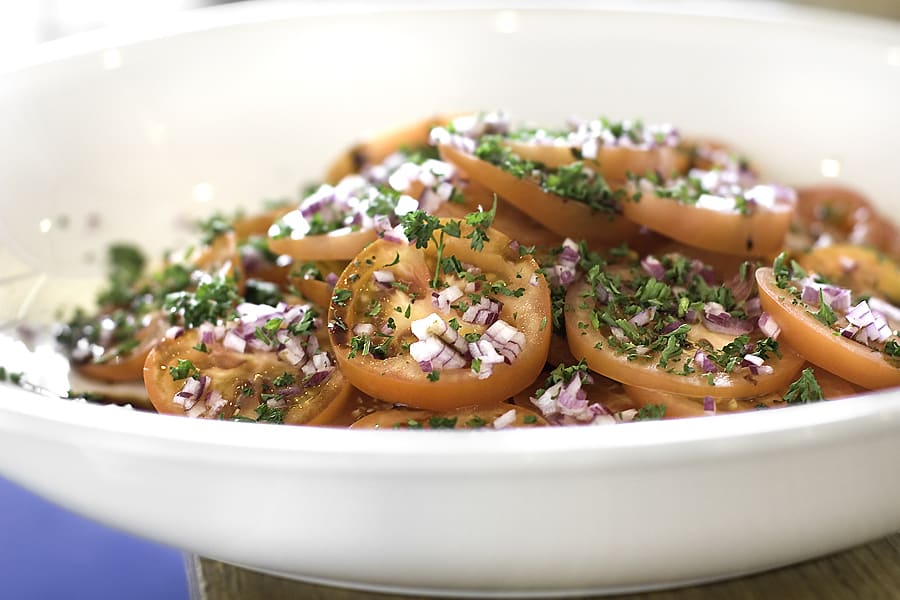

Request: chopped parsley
left=634, top=404, right=666, bottom=421
left=783, top=368, right=824, bottom=404
left=169, top=359, right=199, bottom=381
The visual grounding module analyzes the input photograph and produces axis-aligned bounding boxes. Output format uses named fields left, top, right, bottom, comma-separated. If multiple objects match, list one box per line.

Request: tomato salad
left=41, top=110, right=900, bottom=429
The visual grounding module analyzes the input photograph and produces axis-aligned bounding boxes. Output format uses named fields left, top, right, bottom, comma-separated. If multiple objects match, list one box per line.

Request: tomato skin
left=795, top=244, right=900, bottom=304
left=621, top=190, right=793, bottom=257
left=143, top=328, right=351, bottom=424
left=504, top=140, right=689, bottom=182
left=350, top=402, right=547, bottom=429
left=624, top=367, right=860, bottom=418
left=793, top=185, right=900, bottom=256
left=564, top=279, right=806, bottom=398
left=435, top=180, right=562, bottom=248
left=233, top=206, right=293, bottom=241
left=269, top=228, right=378, bottom=262
left=439, top=144, right=641, bottom=246
left=755, top=267, right=900, bottom=390
left=323, top=113, right=462, bottom=184
left=76, top=315, right=169, bottom=383
left=329, top=220, right=552, bottom=411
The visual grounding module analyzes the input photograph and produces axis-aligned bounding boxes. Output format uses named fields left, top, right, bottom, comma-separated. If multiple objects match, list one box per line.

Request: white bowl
left=1, top=2, right=899, bottom=596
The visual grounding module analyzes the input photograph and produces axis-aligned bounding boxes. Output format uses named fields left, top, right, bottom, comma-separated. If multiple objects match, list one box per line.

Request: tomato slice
left=564, top=254, right=806, bottom=398
left=329, top=218, right=551, bottom=411
left=438, top=144, right=641, bottom=246
left=511, top=365, right=637, bottom=423
left=323, top=113, right=461, bottom=184
left=792, top=185, right=900, bottom=255
left=503, top=140, right=688, bottom=183
left=623, top=366, right=860, bottom=418
left=622, top=175, right=795, bottom=256
left=795, top=244, right=900, bottom=304
left=269, top=228, right=378, bottom=262
left=755, top=267, right=900, bottom=389
left=143, top=311, right=351, bottom=424
left=350, top=402, right=547, bottom=429
left=75, top=314, right=170, bottom=383
left=435, top=183, right=562, bottom=249
left=233, top=206, right=294, bottom=241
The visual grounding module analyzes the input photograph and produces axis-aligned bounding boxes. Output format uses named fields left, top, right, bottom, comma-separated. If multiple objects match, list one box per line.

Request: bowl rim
left=2, top=0, right=900, bottom=465
left=1, top=0, right=898, bottom=76
left=2, top=383, right=899, bottom=463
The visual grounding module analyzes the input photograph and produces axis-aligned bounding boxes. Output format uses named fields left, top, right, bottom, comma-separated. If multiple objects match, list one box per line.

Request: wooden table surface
left=188, top=532, right=900, bottom=600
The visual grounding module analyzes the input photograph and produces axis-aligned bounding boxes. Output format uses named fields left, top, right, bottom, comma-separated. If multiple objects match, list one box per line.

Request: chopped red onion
left=165, top=325, right=184, bottom=339
left=640, top=255, right=665, bottom=280
left=742, top=354, right=764, bottom=367
left=483, top=320, right=525, bottom=363
left=204, top=390, right=227, bottom=418
left=702, top=303, right=753, bottom=335
left=223, top=330, right=247, bottom=353
left=173, top=375, right=210, bottom=412
left=410, top=336, right=466, bottom=371
left=492, top=408, right=517, bottom=429
left=353, top=323, right=375, bottom=336
left=462, top=296, right=502, bottom=326
left=629, top=307, right=656, bottom=327
left=745, top=297, right=762, bottom=318
left=372, top=270, right=395, bottom=286
left=847, top=301, right=875, bottom=328
left=703, top=396, right=715, bottom=415
left=867, top=297, right=900, bottom=324
left=660, top=320, right=685, bottom=334
left=693, top=349, right=718, bottom=373
left=199, top=323, right=216, bottom=345
left=432, top=286, right=464, bottom=313
left=757, top=312, right=781, bottom=339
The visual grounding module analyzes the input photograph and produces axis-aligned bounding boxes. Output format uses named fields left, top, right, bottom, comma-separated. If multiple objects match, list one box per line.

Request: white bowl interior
left=0, top=3, right=899, bottom=596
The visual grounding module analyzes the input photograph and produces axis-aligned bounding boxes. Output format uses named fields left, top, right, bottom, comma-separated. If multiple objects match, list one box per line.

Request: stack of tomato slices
left=57, top=111, right=900, bottom=429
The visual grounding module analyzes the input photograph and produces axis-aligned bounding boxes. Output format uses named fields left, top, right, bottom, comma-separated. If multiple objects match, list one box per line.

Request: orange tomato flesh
left=624, top=366, right=860, bottom=418
left=439, top=143, right=641, bottom=246
left=621, top=190, right=793, bottom=257
left=144, top=329, right=351, bottom=424
left=503, top=140, right=689, bottom=183
left=350, top=402, right=547, bottom=429
left=330, top=220, right=551, bottom=411
left=565, top=279, right=806, bottom=398
left=323, top=113, right=462, bottom=184
left=756, top=267, right=900, bottom=389
left=76, top=315, right=169, bottom=383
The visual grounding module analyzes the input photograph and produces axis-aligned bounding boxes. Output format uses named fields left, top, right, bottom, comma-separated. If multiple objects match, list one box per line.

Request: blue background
left=0, top=476, right=189, bottom=599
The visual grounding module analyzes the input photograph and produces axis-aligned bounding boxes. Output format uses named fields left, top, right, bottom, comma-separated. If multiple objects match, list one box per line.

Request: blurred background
left=0, top=1, right=897, bottom=599
left=0, top=0, right=898, bottom=55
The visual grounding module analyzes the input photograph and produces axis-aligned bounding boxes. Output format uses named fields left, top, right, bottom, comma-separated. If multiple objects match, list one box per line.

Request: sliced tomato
left=795, top=244, right=900, bottom=303
left=792, top=185, right=899, bottom=255
left=565, top=262, right=806, bottom=398
left=623, top=366, right=860, bottom=418
left=144, top=326, right=351, bottom=425
left=511, top=367, right=636, bottom=418
left=435, top=185, right=562, bottom=249
left=621, top=184, right=793, bottom=257
left=269, top=228, right=378, bottom=262
left=329, top=218, right=551, bottom=411
left=756, top=267, right=900, bottom=389
left=323, top=113, right=461, bottom=184
left=682, top=138, right=757, bottom=174
left=233, top=206, right=294, bottom=241
left=439, top=144, right=641, bottom=246
left=350, top=402, right=546, bottom=429
left=75, top=314, right=170, bottom=383
left=503, top=140, right=688, bottom=182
